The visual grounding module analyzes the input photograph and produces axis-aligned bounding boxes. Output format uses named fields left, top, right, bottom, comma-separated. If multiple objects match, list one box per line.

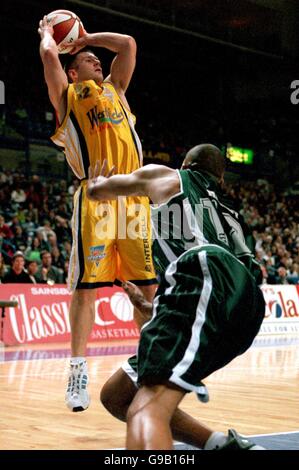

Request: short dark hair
left=183, top=144, right=226, bottom=179
left=41, top=250, right=51, bottom=259
left=63, top=48, right=96, bottom=75
left=12, top=251, right=25, bottom=261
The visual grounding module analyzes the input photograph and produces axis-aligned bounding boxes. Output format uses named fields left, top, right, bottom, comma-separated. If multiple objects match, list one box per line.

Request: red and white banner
left=0, top=284, right=139, bottom=346
left=260, top=284, right=299, bottom=335
left=1, top=284, right=299, bottom=345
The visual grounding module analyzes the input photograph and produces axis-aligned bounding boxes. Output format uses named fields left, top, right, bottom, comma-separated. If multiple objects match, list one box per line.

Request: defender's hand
left=87, top=159, right=115, bottom=200
left=88, top=159, right=115, bottom=180
left=122, top=281, right=145, bottom=307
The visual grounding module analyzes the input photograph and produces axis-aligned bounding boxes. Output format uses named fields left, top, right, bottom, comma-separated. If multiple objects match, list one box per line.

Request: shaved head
left=182, top=144, right=225, bottom=180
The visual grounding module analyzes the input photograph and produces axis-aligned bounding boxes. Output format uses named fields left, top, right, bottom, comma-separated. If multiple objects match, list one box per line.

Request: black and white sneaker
left=217, top=429, right=266, bottom=450
left=65, top=360, right=90, bottom=412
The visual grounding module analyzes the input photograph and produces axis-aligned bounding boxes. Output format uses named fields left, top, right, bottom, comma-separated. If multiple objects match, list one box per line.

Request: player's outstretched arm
left=86, top=161, right=180, bottom=205
left=38, top=16, right=68, bottom=117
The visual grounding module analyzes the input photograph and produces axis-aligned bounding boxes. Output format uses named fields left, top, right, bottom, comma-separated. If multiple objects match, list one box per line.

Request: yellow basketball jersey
left=51, top=80, right=143, bottom=179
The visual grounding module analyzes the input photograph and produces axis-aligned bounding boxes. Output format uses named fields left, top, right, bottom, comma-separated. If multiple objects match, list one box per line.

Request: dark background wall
left=0, top=0, right=298, bottom=185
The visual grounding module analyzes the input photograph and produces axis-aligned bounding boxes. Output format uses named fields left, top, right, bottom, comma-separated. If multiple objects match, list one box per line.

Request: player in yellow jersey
left=38, top=16, right=157, bottom=412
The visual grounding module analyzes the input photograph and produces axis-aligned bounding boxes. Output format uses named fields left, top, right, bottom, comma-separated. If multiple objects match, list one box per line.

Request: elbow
left=124, top=35, right=137, bottom=53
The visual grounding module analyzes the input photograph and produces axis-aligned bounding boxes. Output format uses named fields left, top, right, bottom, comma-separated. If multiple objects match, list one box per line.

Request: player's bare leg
left=101, top=368, right=212, bottom=449
left=126, top=384, right=185, bottom=449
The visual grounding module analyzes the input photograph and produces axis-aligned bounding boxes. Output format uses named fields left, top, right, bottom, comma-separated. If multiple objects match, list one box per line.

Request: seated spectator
left=264, top=258, right=277, bottom=283
left=0, top=252, right=8, bottom=282
left=268, top=266, right=290, bottom=285
left=36, top=231, right=50, bottom=251
left=26, top=259, right=38, bottom=284
left=9, top=214, right=21, bottom=236
left=68, top=179, right=79, bottom=196
left=61, top=240, right=72, bottom=259
left=62, top=259, right=69, bottom=284
left=26, top=183, right=42, bottom=209
left=14, top=225, right=28, bottom=251
left=47, top=232, right=58, bottom=249
left=36, top=220, right=56, bottom=243
left=287, top=263, right=299, bottom=285
left=55, top=215, right=71, bottom=242
left=2, top=251, right=33, bottom=284
left=24, top=202, right=39, bottom=225
left=51, top=245, right=65, bottom=270
left=24, top=237, right=42, bottom=263
left=35, top=250, right=63, bottom=285
left=11, top=186, right=26, bottom=205
left=0, top=215, right=15, bottom=261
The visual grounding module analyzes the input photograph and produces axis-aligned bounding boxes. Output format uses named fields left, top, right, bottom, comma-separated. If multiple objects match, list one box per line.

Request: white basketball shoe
left=65, top=360, right=90, bottom=412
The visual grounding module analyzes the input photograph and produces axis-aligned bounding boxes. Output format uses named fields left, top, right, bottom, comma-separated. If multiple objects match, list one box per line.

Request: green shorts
left=123, top=245, right=265, bottom=395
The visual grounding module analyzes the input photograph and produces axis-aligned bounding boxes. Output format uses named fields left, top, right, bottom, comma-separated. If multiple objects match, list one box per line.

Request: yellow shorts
left=68, top=182, right=157, bottom=290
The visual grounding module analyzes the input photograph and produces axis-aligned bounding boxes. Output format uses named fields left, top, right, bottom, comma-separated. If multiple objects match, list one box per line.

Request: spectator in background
left=27, top=259, right=38, bottom=284
left=54, top=216, right=71, bottom=242
left=47, top=232, right=58, bottom=250
left=63, top=259, right=69, bottom=284
left=24, top=202, right=39, bottom=225
left=0, top=252, right=7, bottom=282
left=26, top=182, right=42, bottom=209
left=62, top=240, right=72, bottom=260
left=36, top=219, right=56, bottom=243
left=14, top=225, right=28, bottom=252
left=24, top=236, right=42, bottom=263
left=35, top=250, right=63, bottom=284
left=11, top=185, right=26, bottom=206
left=36, top=231, right=50, bottom=252
left=68, top=179, right=79, bottom=196
left=268, top=266, right=290, bottom=285
left=287, top=263, right=299, bottom=284
left=9, top=214, right=21, bottom=236
left=0, top=215, right=13, bottom=241
left=0, top=215, right=14, bottom=260
left=2, top=251, right=33, bottom=284
left=51, top=245, right=65, bottom=270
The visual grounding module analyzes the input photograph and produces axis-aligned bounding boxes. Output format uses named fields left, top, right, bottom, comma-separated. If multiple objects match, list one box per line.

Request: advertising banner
left=260, top=284, right=299, bottom=335
left=0, top=284, right=139, bottom=346
left=1, top=284, right=299, bottom=345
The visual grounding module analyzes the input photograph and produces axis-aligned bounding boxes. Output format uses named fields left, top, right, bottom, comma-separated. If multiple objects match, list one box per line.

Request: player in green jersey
left=87, top=144, right=265, bottom=450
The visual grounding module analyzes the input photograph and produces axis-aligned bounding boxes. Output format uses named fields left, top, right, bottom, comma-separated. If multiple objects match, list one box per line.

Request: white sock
left=204, top=432, right=227, bottom=450
left=70, top=357, right=86, bottom=366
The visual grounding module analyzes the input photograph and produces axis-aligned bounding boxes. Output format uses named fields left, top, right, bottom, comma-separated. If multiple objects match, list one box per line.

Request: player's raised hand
left=38, top=15, right=56, bottom=38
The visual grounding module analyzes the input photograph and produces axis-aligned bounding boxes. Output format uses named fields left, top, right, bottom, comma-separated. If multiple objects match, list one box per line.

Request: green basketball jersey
left=151, top=169, right=261, bottom=283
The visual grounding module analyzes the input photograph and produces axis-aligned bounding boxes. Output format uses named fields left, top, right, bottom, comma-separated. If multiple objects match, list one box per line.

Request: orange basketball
left=46, top=10, right=85, bottom=54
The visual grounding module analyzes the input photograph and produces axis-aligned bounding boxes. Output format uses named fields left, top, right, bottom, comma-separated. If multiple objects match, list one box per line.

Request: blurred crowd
left=0, top=168, right=298, bottom=286
left=0, top=169, right=77, bottom=285
left=227, top=179, right=299, bottom=285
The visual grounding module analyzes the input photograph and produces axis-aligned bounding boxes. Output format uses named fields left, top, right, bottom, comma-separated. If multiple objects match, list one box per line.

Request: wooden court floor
left=1, top=337, right=299, bottom=450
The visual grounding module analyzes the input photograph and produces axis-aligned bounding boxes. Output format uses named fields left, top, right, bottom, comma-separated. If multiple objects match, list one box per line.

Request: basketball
left=46, top=10, right=85, bottom=54
left=110, top=292, right=134, bottom=322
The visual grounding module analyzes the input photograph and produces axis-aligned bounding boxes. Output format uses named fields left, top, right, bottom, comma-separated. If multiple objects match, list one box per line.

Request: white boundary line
left=247, top=430, right=299, bottom=437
